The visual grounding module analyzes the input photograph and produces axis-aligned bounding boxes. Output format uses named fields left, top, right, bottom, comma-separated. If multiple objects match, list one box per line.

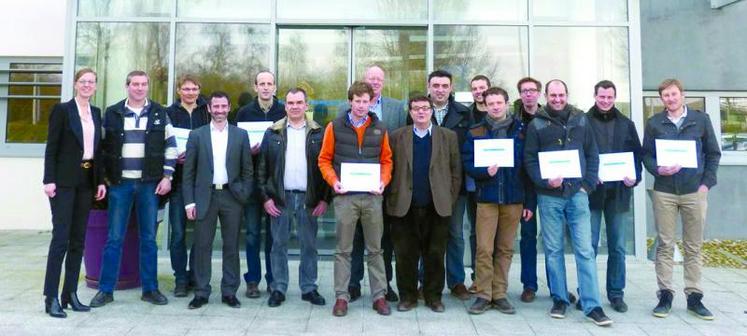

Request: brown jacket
left=386, top=125, right=462, bottom=217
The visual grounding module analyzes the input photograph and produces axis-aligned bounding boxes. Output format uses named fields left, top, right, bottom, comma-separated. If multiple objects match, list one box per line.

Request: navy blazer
left=43, top=98, right=103, bottom=187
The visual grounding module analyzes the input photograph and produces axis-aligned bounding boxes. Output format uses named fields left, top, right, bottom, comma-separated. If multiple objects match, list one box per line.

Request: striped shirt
left=121, top=99, right=178, bottom=179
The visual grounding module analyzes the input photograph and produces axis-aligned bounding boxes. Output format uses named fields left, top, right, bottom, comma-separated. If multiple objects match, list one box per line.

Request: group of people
left=41, top=65, right=720, bottom=328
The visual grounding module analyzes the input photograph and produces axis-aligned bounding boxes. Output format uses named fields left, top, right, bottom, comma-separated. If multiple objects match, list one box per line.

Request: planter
left=84, top=209, right=141, bottom=290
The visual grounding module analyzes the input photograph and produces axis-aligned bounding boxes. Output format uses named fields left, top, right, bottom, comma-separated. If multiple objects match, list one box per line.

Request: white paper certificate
left=172, top=127, right=191, bottom=155
left=474, top=139, right=514, bottom=167
left=340, top=163, right=381, bottom=192
left=237, top=121, right=273, bottom=147
left=598, top=152, right=636, bottom=182
left=538, top=150, right=582, bottom=179
left=655, top=139, right=698, bottom=168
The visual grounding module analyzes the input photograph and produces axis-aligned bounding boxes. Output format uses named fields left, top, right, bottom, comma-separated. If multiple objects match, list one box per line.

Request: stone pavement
left=0, top=230, right=745, bottom=336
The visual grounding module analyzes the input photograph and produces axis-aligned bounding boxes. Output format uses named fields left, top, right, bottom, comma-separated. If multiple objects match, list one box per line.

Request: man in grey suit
left=337, top=65, right=406, bottom=302
left=182, top=91, right=253, bottom=309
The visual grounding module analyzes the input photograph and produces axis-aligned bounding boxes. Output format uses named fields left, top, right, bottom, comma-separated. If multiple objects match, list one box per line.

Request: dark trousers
left=194, top=189, right=243, bottom=298
left=43, top=170, right=93, bottom=297
left=350, top=215, right=394, bottom=289
left=391, top=205, right=449, bottom=304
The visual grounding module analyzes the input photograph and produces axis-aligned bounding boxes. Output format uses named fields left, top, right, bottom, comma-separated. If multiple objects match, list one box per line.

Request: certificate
left=237, top=121, right=273, bottom=147
left=655, top=139, right=698, bottom=168
left=340, top=163, right=380, bottom=192
left=473, top=139, right=514, bottom=167
left=538, top=150, right=582, bottom=179
left=172, top=127, right=191, bottom=155
left=598, top=152, right=636, bottom=182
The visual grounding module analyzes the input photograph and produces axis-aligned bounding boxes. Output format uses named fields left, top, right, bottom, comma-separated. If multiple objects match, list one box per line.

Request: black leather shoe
left=348, top=286, right=362, bottom=302
left=89, top=291, right=113, bottom=308
left=222, top=295, right=241, bottom=308
left=301, top=290, right=326, bottom=306
left=268, top=290, right=285, bottom=307
left=45, top=297, right=67, bottom=318
left=188, top=296, right=208, bottom=309
left=385, top=284, right=399, bottom=302
left=141, top=290, right=168, bottom=305
left=61, top=292, right=90, bottom=312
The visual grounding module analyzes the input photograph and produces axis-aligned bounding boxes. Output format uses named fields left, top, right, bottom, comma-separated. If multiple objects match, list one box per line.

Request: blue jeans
left=446, top=195, right=467, bottom=288
left=269, top=191, right=319, bottom=295
left=538, top=192, right=602, bottom=315
left=99, top=180, right=159, bottom=293
left=519, top=204, right=539, bottom=291
left=168, top=186, right=195, bottom=286
left=590, top=205, right=627, bottom=301
left=243, top=198, right=273, bottom=286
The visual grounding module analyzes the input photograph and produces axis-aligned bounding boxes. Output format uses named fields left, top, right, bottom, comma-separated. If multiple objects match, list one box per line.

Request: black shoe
left=468, top=298, right=491, bottom=315
left=174, top=284, right=188, bottom=298
left=385, top=284, right=399, bottom=302
left=141, top=290, right=168, bottom=305
left=188, top=296, right=208, bottom=309
left=268, top=290, right=285, bottom=307
left=550, top=300, right=567, bottom=319
left=586, top=307, right=613, bottom=326
left=492, top=298, right=516, bottom=315
left=245, top=282, right=260, bottom=299
left=302, top=290, right=326, bottom=306
left=568, top=292, right=577, bottom=304
left=61, top=292, right=90, bottom=312
left=610, top=297, right=628, bottom=313
left=221, top=295, right=241, bottom=308
left=348, top=286, right=362, bottom=302
left=687, top=293, right=714, bottom=320
left=653, top=290, right=673, bottom=318
left=45, top=297, right=67, bottom=318
left=89, top=291, right=113, bottom=308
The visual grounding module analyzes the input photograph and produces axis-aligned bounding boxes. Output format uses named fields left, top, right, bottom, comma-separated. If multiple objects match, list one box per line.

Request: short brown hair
left=347, top=81, right=374, bottom=101
left=517, top=77, right=541, bottom=92
left=482, top=87, right=509, bottom=103
left=658, top=78, right=684, bottom=96
left=177, top=74, right=201, bottom=89
left=74, top=68, right=97, bottom=84
left=125, top=70, right=148, bottom=85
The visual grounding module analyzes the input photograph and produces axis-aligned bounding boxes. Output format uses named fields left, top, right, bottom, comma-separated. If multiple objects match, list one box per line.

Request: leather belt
left=80, top=161, right=93, bottom=169
left=212, top=183, right=229, bottom=190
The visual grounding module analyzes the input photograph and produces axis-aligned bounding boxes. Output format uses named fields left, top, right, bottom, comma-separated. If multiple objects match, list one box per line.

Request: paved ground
left=0, top=230, right=745, bottom=336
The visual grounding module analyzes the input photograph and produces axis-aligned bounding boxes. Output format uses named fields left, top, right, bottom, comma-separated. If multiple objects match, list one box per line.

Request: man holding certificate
left=524, top=79, right=612, bottom=326
left=318, top=81, right=393, bottom=317
left=586, top=80, right=642, bottom=313
left=642, top=79, right=721, bottom=320
left=462, top=87, right=534, bottom=315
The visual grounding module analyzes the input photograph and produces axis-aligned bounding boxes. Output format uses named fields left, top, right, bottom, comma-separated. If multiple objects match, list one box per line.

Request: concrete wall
left=0, top=0, right=66, bottom=57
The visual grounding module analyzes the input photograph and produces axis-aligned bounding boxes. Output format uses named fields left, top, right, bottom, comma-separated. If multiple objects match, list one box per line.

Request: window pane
left=533, top=27, right=630, bottom=115
left=434, top=25, right=528, bottom=100
left=77, top=0, right=173, bottom=17
left=175, top=23, right=270, bottom=110
left=75, top=22, right=170, bottom=110
left=433, top=0, right=527, bottom=22
left=353, top=28, right=427, bottom=101
left=643, top=97, right=705, bottom=121
left=277, top=0, right=426, bottom=21
left=720, top=97, right=747, bottom=151
left=176, top=0, right=270, bottom=19
left=5, top=99, right=56, bottom=143
left=533, top=0, right=627, bottom=23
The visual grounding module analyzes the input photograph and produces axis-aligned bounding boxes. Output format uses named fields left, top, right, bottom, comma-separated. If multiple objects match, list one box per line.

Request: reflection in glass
left=434, top=25, right=528, bottom=100
left=533, top=27, right=630, bottom=115
left=176, top=0, right=270, bottom=19
left=77, top=0, right=173, bottom=17
left=533, top=0, right=627, bottom=23
left=175, top=23, right=270, bottom=108
left=720, top=98, right=747, bottom=151
left=75, top=22, right=170, bottom=110
left=643, top=97, right=705, bottom=121
left=353, top=28, right=427, bottom=101
left=277, top=0, right=426, bottom=21
left=433, top=0, right=527, bottom=22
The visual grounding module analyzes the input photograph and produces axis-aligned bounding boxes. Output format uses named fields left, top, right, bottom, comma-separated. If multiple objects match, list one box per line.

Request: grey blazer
left=182, top=123, right=253, bottom=220
left=337, top=96, right=406, bottom=133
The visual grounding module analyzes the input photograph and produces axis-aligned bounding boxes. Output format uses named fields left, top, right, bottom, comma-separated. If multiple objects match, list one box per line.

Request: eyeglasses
left=77, top=80, right=96, bottom=85
left=520, top=88, right=539, bottom=94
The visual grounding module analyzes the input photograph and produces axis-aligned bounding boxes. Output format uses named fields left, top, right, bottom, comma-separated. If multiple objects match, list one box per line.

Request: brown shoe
left=332, top=299, right=348, bottom=317
left=520, top=288, right=536, bottom=303
left=372, top=298, right=391, bottom=316
left=468, top=284, right=478, bottom=294
left=397, top=301, right=417, bottom=312
left=426, top=300, right=445, bottom=313
left=451, top=284, right=471, bottom=301
left=245, top=282, right=260, bottom=299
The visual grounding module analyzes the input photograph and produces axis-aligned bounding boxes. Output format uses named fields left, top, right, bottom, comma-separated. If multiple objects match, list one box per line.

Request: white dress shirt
left=283, top=121, right=308, bottom=191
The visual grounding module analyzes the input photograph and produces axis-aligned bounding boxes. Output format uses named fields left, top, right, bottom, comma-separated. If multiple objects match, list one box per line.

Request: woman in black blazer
left=42, top=68, right=106, bottom=318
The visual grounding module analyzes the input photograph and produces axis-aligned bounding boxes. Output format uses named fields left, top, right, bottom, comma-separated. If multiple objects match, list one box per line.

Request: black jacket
left=258, top=116, right=331, bottom=207
left=524, top=104, right=599, bottom=199
left=642, top=108, right=721, bottom=195
left=165, top=97, right=210, bottom=188
left=586, top=106, right=642, bottom=212
left=43, top=99, right=103, bottom=187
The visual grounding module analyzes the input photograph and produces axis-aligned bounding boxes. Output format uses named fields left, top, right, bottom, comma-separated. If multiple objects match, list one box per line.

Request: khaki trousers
left=652, top=190, right=708, bottom=295
left=474, top=203, right=523, bottom=300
